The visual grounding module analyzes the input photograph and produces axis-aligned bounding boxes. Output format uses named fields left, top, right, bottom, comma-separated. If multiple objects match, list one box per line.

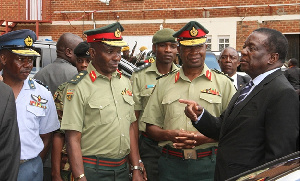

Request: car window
left=205, top=52, right=220, bottom=71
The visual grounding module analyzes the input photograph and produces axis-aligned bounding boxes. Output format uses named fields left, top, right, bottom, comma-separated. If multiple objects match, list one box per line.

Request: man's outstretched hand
left=179, top=99, right=204, bottom=122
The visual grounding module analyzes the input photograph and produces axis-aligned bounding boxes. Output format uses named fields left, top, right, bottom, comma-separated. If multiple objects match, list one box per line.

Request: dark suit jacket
left=236, top=74, right=251, bottom=90
left=284, top=66, right=300, bottom=90
left=193, top=70, right=299, bottom=180
left=0, top=81, right=20, bottom=181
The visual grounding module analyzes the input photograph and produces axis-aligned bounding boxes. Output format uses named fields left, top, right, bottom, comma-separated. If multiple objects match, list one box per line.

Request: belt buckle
left=183, top=149, right=197, bottom=160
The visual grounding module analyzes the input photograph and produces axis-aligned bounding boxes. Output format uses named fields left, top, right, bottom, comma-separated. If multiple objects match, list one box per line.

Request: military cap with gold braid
left=0, top=29, right=40, bottom=57
left=84, top=22, right=128, bottom=47
left=173, top=21, right=209, bottom=46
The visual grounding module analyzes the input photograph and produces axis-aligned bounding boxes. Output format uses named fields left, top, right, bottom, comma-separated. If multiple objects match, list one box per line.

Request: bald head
left=56, top=33, right=83, bottom=66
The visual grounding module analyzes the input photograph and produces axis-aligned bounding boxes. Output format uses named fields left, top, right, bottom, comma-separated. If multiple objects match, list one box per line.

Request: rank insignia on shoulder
left=201, top=88, right=221, bottom=97
left=205, top=70, right=212, bottom=81
left=66, top=89, right=75, bottom=101
left=121, top=88, right=133, bottom=96
left=212, top=69, right=233, bottom=81
left=29, top=94, right=48, bottom=109
left=28, top=77, right=36, bottom=89
left=69, top=70, right=88, bottom=84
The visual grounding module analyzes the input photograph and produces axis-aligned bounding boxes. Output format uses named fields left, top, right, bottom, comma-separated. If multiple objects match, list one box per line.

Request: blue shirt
left=16, top=77, right=60, bottom=160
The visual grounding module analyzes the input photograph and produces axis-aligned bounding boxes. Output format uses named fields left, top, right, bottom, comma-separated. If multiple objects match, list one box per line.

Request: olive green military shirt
left=131, top=62, right=180, bottom=131
left=61, top=63, right=136, bottom=159
left=141, top=64, right=236, bottom=149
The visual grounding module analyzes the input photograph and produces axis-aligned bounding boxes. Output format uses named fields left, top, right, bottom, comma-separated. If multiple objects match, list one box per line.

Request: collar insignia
left=30, top=94, right=48, bottom=109
left=121, top=88, right=132, bottom=96
left=175, top=71, right=180, bottom=83
left=117, top=69, right=122, bottom=78
left=66, top=89, right=75, bottom=101
left=89, top=70, right=97, bottom=82
left=24, top=36, right=33, bottom=46
left=190, top=27, right=198, bottom=37
left=149, top=57, right=155, bottom=63
left=201, top=88, right=221, bottom=97
left=115, top=28, right=121, bottom=38
left=206, top=70, right=212, bottom=81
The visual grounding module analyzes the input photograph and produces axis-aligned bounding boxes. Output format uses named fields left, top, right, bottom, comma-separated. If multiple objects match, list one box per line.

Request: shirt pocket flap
left=140, top=88, right=153, bottom=97
left=199, top=93, right=222, bottom=104
left=162, top=94, right=180, bottom=105
left=122, top=95, right=135, bottom=106
left=88, top=99, right=110, bottom=110
left=26, top=105, right=46, bottom=117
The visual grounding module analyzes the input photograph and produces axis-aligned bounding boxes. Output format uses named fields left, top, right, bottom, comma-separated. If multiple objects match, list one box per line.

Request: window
left=206, top=36, right=212, bottom=51
left=218, top=36, right=230, bottom=51
left=26, top=0, right=42, bottom=20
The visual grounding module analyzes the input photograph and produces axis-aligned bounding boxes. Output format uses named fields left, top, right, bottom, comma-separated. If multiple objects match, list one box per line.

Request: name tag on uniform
left=145, top=84, right=155, bottom=89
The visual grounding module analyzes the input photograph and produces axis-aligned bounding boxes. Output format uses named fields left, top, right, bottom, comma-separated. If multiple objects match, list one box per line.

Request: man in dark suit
left=0, top=81, right=20, bottom=181
left=177, top=28, right=299, bottom=180
left=218, top=47, right=250, bottom=90
left=284, top=58, right=300, bottom=95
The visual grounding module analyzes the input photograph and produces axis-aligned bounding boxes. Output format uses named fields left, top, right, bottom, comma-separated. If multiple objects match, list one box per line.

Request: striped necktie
left=235, top=81, right=254, bottom=106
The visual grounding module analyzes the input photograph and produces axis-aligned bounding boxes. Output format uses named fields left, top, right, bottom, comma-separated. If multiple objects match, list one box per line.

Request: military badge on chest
left=30, top=94, right=48, bottom=109
left=121, top=88, right=133, bottom=96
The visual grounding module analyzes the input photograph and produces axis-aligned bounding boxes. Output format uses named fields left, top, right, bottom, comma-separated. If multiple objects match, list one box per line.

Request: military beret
left=84, top=22, right=128, bottom=47
left=0, top=29, right=40, bottom=56
left=152, top=28, right=177, bottom=44
left=74, top=41, right=90, bottom=58
left=173, top=21, right=209, bottom=46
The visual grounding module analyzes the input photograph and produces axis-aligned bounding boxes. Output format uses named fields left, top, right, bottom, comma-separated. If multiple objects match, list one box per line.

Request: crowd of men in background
left=0, top=20, right=299, bottom=181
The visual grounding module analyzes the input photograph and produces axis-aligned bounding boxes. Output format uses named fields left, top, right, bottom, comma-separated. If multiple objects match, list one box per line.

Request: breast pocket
left=161, top=94, right=182, bottom=120
left=122, top=95, right=135, bottom=121
left=88, top=99, right=115, bottom=125
left=199, top=93, right=222, bottom=115
left=26, top=105, right=46, bottom=130
left=140, top=88, right=153, bottom=98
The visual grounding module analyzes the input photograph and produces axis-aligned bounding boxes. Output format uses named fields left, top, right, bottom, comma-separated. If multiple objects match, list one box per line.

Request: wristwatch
left=131, top=165, right=143, bottom=172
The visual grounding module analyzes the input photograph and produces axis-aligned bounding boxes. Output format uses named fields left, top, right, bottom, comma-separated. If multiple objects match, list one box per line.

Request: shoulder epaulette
left=133, top=63, right=151, bottom=72
left=212, top=69, right=233, bottom=82
left=68, top=70, right=88, bottom=84
left=156, top=69, right=179, bottom=80
left=33, top=78, right=50, bottom=90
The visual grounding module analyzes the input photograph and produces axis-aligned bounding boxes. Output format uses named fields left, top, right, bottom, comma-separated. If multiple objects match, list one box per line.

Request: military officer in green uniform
left=131, top=28, right=179, bottom=181
left=141, top=21, right=236, bottom=181
left=52, top=41, right=91, bottom=181
left=60, top=22, right=144, bottom=181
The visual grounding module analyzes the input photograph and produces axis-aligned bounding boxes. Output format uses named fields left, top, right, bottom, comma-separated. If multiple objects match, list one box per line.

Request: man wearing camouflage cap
left=131, top=28, right=180, bottom=181
left=0, top=29, right=60, bottom=181
left=141, top=21, right=236, bottom=181
left=51, top=41, right=91, bottom=181
left=60, top=22, right=143, bottom=181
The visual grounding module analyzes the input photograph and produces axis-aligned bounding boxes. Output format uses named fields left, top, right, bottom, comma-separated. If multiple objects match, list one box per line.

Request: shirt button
left=119, top=118, right=122, bottom=120
left=99, top=106, right=102, bottom=108
left=115, top=101, right=118, bottom=104
left=209, top=100, right=212, bottom=103
left=121, top=134, right=124, bottom=136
